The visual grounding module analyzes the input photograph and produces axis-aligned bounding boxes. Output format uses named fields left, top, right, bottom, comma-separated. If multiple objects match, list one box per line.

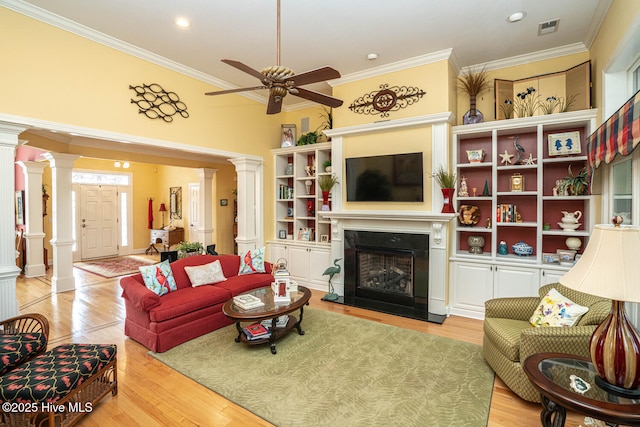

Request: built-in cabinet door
left=308, top=247, right=330, bottom=284
left=266, top=242, right=287, bottom=264
left=288, top=245, right=311, bottom=283
left=450, top=262, right=493, bottom=319
left=540, top=269, right=565, bottom=286
left=494, top=265, right=539, bottom=298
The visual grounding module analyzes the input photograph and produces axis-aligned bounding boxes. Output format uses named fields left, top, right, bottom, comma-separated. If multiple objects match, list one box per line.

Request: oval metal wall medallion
left=349, top=84, right=426, bottom=117
left=130, top=83, right=189, bottom=122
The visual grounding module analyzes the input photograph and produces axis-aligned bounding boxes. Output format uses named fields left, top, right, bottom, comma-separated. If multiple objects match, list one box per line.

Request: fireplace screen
left=357, top=249, right=414, bottom=297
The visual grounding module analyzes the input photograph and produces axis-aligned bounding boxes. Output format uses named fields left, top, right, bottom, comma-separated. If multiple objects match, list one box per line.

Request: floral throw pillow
left=184, top=260, right=227, bottom=287
left=238, top=247, right=266, bottom=275
left=139, top=259, right=178, bottom=296
left=529, top=288, right=589, bottom=327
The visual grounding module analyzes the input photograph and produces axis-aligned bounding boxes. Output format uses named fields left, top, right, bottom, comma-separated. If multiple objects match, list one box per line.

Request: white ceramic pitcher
left=560, top=210, right=582, bottom=224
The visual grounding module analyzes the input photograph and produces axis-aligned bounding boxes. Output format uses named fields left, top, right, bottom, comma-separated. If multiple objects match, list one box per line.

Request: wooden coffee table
left=523, top=352, right=640, bottom=427
left=222, top=285, right=311, bottom=354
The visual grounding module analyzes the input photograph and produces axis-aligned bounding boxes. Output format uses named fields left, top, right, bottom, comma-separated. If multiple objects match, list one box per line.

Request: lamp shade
left=560, top=223, right=640, bottom=303
left=159, top=203, right=168, bottom=212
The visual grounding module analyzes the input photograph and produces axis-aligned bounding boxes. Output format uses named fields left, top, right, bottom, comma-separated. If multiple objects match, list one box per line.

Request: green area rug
left=150, top=308, right=494, bottom=427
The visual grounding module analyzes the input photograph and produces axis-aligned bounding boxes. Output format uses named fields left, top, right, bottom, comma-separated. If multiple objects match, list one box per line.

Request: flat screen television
left=345, top=152, right=424, bottom=202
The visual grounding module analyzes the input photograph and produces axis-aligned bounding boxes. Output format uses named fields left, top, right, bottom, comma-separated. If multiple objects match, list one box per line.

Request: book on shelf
left=233, top=294, right=264, bottom=310
left=244, top=323, right=271, bottom=340
left=261, top=315, right=289, bottom=329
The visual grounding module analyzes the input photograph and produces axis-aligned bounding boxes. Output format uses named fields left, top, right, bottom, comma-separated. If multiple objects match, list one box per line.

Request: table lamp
left=158, top=203, right=168, bottom=228
left=559, top=216, right=640, bottom=398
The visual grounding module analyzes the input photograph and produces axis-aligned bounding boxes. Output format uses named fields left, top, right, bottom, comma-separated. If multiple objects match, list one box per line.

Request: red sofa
left=120, top=254, right=273, bottom=352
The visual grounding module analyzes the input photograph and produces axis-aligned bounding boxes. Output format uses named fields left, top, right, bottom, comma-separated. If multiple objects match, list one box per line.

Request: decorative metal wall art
left=129, top=83, right=189, bottom=122
left=349, top=84, right=426, bottom=117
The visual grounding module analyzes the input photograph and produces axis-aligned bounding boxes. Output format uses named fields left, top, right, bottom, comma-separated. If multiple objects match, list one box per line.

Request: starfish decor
left=524, top=153, right=537, bottom=165
left=500, top=150, right=514, bottom=165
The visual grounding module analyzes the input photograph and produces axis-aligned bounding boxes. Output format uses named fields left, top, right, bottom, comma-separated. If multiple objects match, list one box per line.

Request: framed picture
left=278, top=229, right=286, bottom=239
left=320, top=234, right=329, bottom=243
left=557, top=249, right=577, bottom=265
left=286, top=207, right=293, bottom=218
left=15, top=190, right=24, bottom=225
left=548, top=131, right=581, bottom=156
left=542, top=252, right=559, bottom=264
left=510, top=173, right=524, bottom=192
left=281, top=124, right=296, bottom=147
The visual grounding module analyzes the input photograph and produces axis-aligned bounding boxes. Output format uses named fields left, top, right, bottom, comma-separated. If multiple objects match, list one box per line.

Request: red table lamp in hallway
left=559, top=216, right=640, bottom=398
left=159, top=203, right=167, bottom=228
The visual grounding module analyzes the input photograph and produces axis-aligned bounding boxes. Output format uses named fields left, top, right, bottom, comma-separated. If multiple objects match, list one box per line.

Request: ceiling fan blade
left=266, top=92, right=283, bottom=114
left=285, top=67, right=341, bottom=86
left=205, top=86, right=267, bottom=96
left=221, top=59, right=271, bottom=82
left=291, top=87, right=343, bottom=108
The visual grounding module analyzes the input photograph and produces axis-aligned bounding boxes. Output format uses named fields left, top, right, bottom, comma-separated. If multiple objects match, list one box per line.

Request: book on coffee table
left=244, top=323, right=271, bottom=340
left=233, top=294, right=265, bottom=310
left=261, top=315, right=289, bottom=329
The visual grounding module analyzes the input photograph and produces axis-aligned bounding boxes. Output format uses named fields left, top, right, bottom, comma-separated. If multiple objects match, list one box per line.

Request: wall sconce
left=114, top=161, right=130, bottom=168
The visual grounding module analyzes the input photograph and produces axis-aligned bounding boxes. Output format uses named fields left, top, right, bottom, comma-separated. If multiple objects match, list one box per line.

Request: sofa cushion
left=529, top=288, right=589, bottom=327
left=216, top=273, right=274, bottom=296
left=149, top=285, right=231, bottom=323
left=120, top=274, right=161, bottom=311
left=139, top=260, right=177, bottom=296
left=483, top=317, right=532, bottom=362
left=0, top=343, right=117, bottom=403
left=0, top=332, right=48, bottom=376
left=238, top=247, right=266, bottom=275
left=184, top=260, right=227, bottom=287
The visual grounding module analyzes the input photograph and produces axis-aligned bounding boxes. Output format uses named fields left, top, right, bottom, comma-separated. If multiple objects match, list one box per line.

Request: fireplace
left=343, top=230, right=436, bottom=322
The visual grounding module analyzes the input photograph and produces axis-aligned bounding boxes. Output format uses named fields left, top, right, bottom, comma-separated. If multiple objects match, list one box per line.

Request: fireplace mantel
left=319, top=210, right=454, bottom=317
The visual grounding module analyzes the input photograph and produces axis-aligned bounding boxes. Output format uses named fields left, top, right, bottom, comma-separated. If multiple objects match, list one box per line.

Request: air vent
left=538, top=19, right=559, bottom=35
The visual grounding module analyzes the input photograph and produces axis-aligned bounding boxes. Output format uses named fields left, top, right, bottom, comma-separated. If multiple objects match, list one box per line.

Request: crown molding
left=324, top=112, right=454, bottom=138
left=329, top=49, right=454, bottom=87
left=1, top=0, right=268, bottom=106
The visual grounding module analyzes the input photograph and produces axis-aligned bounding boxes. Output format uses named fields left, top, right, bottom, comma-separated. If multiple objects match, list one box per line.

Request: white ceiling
left=7, top=0, right=610, bottom=109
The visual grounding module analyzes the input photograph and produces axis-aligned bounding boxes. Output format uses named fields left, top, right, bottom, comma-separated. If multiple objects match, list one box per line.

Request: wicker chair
left=482, top=282, right=611, bottom=402
left=0, top=313, right=49, bottom=339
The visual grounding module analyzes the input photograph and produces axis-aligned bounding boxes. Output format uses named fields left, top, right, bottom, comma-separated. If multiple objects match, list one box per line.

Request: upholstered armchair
left=482, top=282, right=611, bottom=402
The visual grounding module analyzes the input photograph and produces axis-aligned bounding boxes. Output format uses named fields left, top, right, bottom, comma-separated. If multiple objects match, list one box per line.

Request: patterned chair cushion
left=0, top=343, right=117, bottom=403
left=0, top=333, right=47, bottom=376
left=483, top=318, right=531, bottom=362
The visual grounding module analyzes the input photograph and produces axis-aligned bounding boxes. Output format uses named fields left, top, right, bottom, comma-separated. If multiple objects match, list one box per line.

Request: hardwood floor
left=14, top=257, right=587, bottom=426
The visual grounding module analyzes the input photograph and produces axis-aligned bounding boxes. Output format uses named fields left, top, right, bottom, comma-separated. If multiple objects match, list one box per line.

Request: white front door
left=188, top=183, right=199, bottom=242
left=80, top=185, right=118, bottom=259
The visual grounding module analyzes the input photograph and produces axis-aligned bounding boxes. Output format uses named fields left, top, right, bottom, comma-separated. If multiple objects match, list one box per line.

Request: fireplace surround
left=343, top=230, right=431, bottom=320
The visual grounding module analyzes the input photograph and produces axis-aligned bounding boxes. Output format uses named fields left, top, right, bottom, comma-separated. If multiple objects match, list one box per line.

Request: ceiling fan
left=205, top=0, right=343, bottom=114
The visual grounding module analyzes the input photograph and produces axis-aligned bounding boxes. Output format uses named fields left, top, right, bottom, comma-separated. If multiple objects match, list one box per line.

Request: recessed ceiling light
left=175, top=17, right=190, bottom=28
left=367, top=53, right=378, bottom=61
left=507, top=11, right=526, bottom=23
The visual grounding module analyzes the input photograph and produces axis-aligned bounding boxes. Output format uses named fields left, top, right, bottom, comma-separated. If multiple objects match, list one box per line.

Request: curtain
left=587, top=89, right=640, bottom=177
left=148, top=198, right=153, bottom=229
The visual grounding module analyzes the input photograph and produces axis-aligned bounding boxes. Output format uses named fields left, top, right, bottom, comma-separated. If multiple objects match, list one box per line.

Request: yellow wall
left=588, top=0, right=640, bottom=122
left=332, top=60, right=451, bottom=128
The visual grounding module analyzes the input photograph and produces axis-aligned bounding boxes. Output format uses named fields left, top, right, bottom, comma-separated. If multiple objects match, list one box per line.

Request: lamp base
left=594, top=375, right=640, bottom=399
left=322, top=293, right=339, bottom=301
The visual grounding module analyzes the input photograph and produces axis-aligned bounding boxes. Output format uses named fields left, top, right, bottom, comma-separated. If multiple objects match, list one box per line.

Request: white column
left=431, top=121, right=451, bottom=211
left=16, top=161, right=47, bottom=277
left=42, top=152, right=79, bottom=293
left=0, top=123, right=26, bottom=320
left=195, top=168, right=216, bottom=247
left=228, top=158, right=263, bottom=254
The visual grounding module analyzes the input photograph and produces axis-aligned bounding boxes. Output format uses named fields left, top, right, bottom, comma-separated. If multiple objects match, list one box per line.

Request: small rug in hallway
left=150, top=307, right=494, bottom=427
left=74, top=255, right=155, bottom=278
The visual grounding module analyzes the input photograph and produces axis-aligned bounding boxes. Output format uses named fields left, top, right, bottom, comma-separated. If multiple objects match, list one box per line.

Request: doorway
left=188, top=183, right=199, bottom=242
left=79, top=184, right=118, bottom=259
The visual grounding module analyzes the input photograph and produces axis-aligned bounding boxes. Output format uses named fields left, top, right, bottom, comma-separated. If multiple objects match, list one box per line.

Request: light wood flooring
left=14, top=256, right=587, bottom=426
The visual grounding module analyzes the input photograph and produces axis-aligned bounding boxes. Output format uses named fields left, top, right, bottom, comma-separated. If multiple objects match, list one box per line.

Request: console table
left=146, top=227, right=184, bottom=254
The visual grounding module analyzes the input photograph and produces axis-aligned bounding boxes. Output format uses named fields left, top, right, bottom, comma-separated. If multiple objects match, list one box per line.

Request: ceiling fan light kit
left=204, top=0, right=343, bottom=114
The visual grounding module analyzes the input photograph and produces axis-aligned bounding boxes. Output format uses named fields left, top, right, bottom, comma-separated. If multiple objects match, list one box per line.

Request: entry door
left=80, top=185, right=118, bottom=259
left=188, top=183, right=199, bottom=241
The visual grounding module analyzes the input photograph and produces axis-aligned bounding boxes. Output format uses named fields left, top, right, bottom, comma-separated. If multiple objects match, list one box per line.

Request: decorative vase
left=498, top=241, right=508, bottom=256
left=468, top=235, right=485, bottom=254
left=441, top=188, right=455, bottom=213
left=321, top=190, right=331, bottom=211
left=565, top=236, right=582, bottom=250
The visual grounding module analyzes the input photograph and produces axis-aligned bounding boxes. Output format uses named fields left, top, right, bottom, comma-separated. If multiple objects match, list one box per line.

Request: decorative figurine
left=459, top=176, right=469, bottom=197
left=322, top=258, right=342, bottom=301
left=482, top=180, right=491, bottom=196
